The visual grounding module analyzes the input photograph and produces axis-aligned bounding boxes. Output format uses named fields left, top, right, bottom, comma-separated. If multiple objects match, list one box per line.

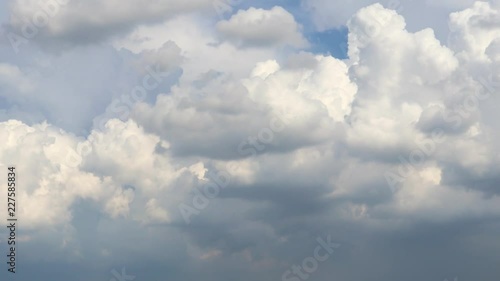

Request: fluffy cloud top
left=216, top=6, right=309, bottom=48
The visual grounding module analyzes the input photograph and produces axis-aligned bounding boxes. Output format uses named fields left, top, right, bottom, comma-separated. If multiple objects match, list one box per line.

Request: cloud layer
left=1, top=1, right=500, bottom=281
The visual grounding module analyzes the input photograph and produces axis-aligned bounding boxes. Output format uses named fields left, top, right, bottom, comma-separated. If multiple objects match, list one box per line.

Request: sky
left=0, top=0, right=500, bottom=280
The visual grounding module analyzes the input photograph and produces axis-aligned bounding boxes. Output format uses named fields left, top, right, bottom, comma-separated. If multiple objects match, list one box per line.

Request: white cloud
left=0, top=118, right=201, bottom=229
left=216, top=6, right=309, bottom=48
left=130, top=53, right=355, bottom=160
left=448, top=1, right=500, bottom=61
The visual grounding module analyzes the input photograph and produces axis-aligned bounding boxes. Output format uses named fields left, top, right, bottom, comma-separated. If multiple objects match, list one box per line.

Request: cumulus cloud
left=341, top=3, right=500, bottom=221
left=448, top=1, right=500, bottom=61
left=131, top=53, right=354, bottom=159
left=0, top=117, right=210, bottom=233
left=216, top=6, right=309, bottom=48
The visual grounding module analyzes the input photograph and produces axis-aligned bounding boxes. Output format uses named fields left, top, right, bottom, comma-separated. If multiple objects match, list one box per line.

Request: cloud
left=216, top=6, right=309, bottom=48
left=0, top=117, right=206, bottom=230
left=131, top=53, right=354, bottom=159
left=112, top=14, right=279, bottom=82
left=2, top=2, right=500, bottom=281
left=448, top=1, right=500, bottom=61
left=5, top=0, right=214, bottom=47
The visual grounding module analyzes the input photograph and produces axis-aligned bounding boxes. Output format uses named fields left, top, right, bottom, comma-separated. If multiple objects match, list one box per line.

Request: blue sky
left=1, top=0, right=500, bottom=281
